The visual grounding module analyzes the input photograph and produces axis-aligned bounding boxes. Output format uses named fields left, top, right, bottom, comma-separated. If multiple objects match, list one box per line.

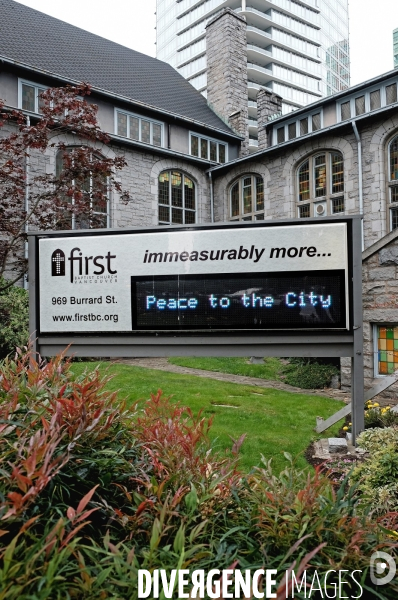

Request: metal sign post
left=28, top=216, right=364, bottom=443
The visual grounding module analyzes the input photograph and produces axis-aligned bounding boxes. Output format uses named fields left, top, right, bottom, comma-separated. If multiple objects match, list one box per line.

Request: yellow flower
left=349, top=422, right=352, bottom=426
left=373, top=402, right=379, bottom=407
left=343, top=426, right=349, bottom=431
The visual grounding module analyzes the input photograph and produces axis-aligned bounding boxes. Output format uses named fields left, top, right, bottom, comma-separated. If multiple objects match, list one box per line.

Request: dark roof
left=0, top=0, right=236, bottom=136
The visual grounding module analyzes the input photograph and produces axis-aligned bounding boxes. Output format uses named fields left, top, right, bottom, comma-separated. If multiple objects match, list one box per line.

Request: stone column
left=257, top=88, right=282, bottom=150
left=206, top=8, right=249, bottom=156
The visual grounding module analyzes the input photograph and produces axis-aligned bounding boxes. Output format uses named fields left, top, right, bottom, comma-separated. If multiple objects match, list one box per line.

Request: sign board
left=29, top=217, right=364, bottom=443
left=37, top=221, right=349, bottom=335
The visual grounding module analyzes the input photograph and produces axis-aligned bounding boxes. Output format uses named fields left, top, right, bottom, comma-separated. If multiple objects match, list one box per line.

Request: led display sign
left=132, top=271, right=346, bottom=330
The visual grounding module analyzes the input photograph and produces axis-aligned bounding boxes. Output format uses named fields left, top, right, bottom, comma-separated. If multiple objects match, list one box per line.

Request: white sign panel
left=38, top=222, right=348, bottom=333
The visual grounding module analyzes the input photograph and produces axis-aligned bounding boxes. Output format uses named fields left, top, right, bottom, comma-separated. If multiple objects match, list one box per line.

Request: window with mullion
left=389, top=135, right=398, bottom=230
left=116, top=110, right=163, bottom=147
left=297, top=151, right=345, bottom=218
left=20, top=81, right=46, bottom=114
left=55, top=149, right=110, bottom=230
left=158, top=170, right=196, bottom=225
left=375, top=325, right=398, bottom=375
left=190, top=133, right=227, bottom=164
left=229, top=175, right=265, bottom=221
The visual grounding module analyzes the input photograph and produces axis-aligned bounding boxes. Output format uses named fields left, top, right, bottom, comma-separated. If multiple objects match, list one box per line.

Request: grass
left=168, top=356, right=283, bottom=380
left=71, top=362, right=345, bottom=473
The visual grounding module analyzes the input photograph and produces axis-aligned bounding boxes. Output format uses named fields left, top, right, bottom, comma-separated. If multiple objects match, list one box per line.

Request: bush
left=0, top=277, right=29, bottom=359
left=0, top=348, right=397, bottom=598
left=283, top=358, right=339, bottom=389
left=350, top=426, right=398, bottom=515
left=357, top=426, right=398, bottom=452
left=343, top=403, right=398, bottom=435
left=364, top=400, right=398, bottom=428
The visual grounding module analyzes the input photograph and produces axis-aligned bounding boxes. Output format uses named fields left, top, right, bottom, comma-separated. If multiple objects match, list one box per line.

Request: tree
left=0, top=84, right=130, bottom=292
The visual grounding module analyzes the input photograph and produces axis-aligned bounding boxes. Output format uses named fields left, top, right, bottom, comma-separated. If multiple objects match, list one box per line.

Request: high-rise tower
left=394, top=27, right=398, bottom=69
left=156, top=0, right=350, bottom=152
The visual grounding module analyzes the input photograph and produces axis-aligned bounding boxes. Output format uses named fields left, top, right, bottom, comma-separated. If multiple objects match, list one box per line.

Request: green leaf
left=173, top=524, right=185, bottom=554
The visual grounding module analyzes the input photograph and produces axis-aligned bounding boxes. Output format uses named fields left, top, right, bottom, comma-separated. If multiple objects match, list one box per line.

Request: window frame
left=18, top=78, right=47, bottom=114
left=373, top=324, right=398, bottom=377
left=337, top=77, right=398, bottom=123
left=114, top=108, right=164, bottom=147
left=388, top=133, right=398, bottom=231
left=296, top=151, right=345, bottom=219
left=189, top=132, right=228, bottom=164
left=272, top=108, right=323, bottom=145
left=55, top=147, right=111, bottom=230
left=228, top=174, right=265, bottom=222
left=158, top=170, right=196, bottom=226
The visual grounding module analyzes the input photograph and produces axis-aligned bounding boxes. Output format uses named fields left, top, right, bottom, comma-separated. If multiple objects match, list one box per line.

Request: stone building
left=1, top=1, right=398, bottom=399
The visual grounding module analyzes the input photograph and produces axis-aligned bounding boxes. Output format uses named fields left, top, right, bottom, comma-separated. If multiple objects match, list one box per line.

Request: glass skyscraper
left=156, top=0, right=350, bottom=151
left=394, top=27, right=398, bottom=69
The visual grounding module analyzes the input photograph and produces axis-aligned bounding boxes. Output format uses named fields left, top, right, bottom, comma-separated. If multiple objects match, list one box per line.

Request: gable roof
left=0, top=0, right=237, bottom=137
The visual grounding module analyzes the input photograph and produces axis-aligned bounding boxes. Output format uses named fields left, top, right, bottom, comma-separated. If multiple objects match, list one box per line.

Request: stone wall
left=257, top=89, right=282, bottom=151
left=212, top=111, right=398, bottom=250
left=206, top=8, right=248, bottom=156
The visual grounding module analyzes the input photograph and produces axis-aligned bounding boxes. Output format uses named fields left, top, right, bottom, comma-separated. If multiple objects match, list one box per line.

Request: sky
left=13, top=0, right=398, bottom=87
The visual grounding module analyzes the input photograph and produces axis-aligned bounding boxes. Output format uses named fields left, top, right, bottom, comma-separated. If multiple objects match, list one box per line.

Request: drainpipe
left=242, top=0, right=246, bottom=10
left=208, top=171, right=214, bottom=223
left=24, top=115, right=30, bottom=289
left=352, top=120, right=364, bottom=250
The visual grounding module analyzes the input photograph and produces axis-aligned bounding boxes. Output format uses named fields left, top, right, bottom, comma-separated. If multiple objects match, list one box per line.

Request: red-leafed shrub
left=0, top=347, right=397, bottom=599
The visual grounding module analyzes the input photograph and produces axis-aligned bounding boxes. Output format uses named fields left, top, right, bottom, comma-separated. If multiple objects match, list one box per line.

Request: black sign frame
left=28, top=216, right=364, bottom=443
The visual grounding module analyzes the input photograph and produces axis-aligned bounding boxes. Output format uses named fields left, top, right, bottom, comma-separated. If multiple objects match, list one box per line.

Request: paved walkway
left=112, top=357, right=350, bottom=402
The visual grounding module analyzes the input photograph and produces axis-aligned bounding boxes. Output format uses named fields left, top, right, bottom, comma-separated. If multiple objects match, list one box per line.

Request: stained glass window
left=55, top=149, right=109, bottom=230
left=22, top=84, right=35, bottom=112
left=229, top=175, right=265, bottom=221
left=231, top=182, right=239, bottom=217
left=370, top=90, right=381, bottom=111
left=129, top=117, right=139, bottom=141
left=355, top=96, right=365, bottom=116
left=298, top=160, right=310, bottom=201
left=297, top=152, right=344, bottom=218
left=389, top=136, right=398, bottom=231
left=158, top=171, right=195, bottom=225
left=117, top=113, right=128, bottom=137
left=299, top=204, right=310, bottom=218
left=21, top=82, right=45, bottom=113
left=191, top=136, right=199, bottom=157
left=390, top=136, right=398, bottom=182
left=153, top=123, right=161, bottom=147
left=256, top=177, right=264, bottom=212
left=141, top=120, right=150, bottom=144
left=300, top=118, right=308, bottom=136
left=332, top=196, right=345, bottom=213
left=312, top=113, right=321, bottom=131
left=210, top=141, right=217, bottom=162
left=377, top=326, right=398, bottom=374
left=190, top=135, right=226, bottom=163
left=331, top=153, right=344, bottom=194
left=315, top=154, right=326, bottom=198
left=200, top=138, right=208, bottom=160
left=116, top=110, right=162, bottom=146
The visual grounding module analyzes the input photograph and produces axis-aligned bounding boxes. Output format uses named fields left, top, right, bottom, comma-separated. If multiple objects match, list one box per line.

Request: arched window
left=158, top=171, right=196, bottom=225
left=55, top=148, right=109, bottom=229
left=388, top=135, right=398, bottom=229
left=297, top=151, right=344, bottom=218
left=229, top=175, right=264, bottom=221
